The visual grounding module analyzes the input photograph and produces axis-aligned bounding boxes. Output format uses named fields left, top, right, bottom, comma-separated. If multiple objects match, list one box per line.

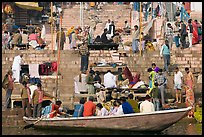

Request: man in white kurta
left=103, top=70, right=116, bottom=88
left=12, top=54, right=23, bottom=83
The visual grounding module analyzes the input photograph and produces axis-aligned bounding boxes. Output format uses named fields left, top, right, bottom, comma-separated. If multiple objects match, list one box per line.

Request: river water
left=2, top=117, right=202, bottom=135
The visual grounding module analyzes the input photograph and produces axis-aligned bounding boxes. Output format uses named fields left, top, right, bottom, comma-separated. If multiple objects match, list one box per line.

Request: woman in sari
left=184, top=67, right=195, bottom=118
left=194, top=20, right=202, bottom=43
left=192, top=20, right=199, bottom=45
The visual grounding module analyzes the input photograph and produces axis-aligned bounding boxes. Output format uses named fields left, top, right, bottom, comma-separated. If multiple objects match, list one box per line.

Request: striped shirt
left=79, top=44, right=89, bottom=55
left=166, top=27, right=174, bottom=37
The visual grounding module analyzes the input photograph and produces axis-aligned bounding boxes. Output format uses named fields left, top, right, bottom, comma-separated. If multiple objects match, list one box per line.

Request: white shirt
left=140, top=100, right=155, bottom=113
left=103, top=72, right=116, bottom=88
left=174, top=71, right=183, bottom=84
left=29, top=85, right=37, bottom=99
left=12, top=55, right=23, bottom=70
left=115, top=105, right=124, bottom=115
left=74, top=74, right=87, bottom=94
left=105, top=22, right=111, bottom=31
left=41, top=25, right=46, bottom=40
left=97, top=107, right=109, bottom=116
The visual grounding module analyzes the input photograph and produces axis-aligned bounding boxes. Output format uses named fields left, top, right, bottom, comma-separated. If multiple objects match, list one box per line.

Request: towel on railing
left=29, top=64, right=39, bottom=77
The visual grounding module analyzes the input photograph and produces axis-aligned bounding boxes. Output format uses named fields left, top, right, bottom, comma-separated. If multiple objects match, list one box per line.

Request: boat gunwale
left=23, top=107, right=191, bottom=121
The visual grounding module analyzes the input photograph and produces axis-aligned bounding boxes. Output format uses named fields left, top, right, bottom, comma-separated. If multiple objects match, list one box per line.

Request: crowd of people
left=72, top=93, right=155, bottom=118
left=2, top=23, right=47, bottom=50
left=73, top=59, right=196, bottom=118
left=2, top=2, right=201, bottom=120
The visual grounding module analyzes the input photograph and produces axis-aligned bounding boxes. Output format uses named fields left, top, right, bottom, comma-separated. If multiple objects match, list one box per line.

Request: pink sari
left=185, top=86, right=195, bottom=116
left=192, top=21, right=198, bottom=45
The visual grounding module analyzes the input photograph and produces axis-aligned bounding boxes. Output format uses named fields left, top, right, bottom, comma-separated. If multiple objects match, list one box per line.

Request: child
left=150, top=82, right=160, bottom=111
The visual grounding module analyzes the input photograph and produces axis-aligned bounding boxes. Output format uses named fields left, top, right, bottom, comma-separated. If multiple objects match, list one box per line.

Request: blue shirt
left=73, top=104, right=84, bottom=117
left=160, top=44, right=170, bottom=56
left=122, top=102, right=134, bottom=114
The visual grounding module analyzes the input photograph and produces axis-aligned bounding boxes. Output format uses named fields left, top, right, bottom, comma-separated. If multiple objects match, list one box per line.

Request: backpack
left=2, top=74, right=9, bottom=90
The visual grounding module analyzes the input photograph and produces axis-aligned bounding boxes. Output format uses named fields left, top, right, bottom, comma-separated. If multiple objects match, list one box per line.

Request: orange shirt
left=49, top=104, right=62, bottom=118
left=83, top=101, right=96, bottom=117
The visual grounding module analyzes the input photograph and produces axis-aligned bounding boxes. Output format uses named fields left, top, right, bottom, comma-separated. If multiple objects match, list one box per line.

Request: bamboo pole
left=139, top=2, right=142, bottom=56
left=171, top=2, right=173, bottom=22
left=82, top=2, right=84, bottom=28
left=130, top=4, right=132, bottom=31
left=55, top=13, right=62, bottom=99
left=51, top=2, right=53, bottom=51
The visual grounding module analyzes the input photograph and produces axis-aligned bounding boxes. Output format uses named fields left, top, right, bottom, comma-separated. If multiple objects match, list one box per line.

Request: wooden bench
left=13, top=44, right=29, bottom=50
left=11, top=95, right=22, bottom=109
left=92, top=65, right=126, bottom=74
left=88, top=43, right=119, bottom=50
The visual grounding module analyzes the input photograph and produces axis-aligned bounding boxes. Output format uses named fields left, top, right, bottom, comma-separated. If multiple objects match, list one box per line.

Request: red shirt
left=49, top=104, right=62, bottom=118
left=83, top=101, right=96, bottom=117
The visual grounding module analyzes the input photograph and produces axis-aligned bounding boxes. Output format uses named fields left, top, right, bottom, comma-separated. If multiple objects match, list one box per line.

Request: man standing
left=180, top=20, right=187, bottom=49
left=105, top=19, right=111, bottom=31
left=160, top=40, right=170, bottom=74
left=150, top=82, right=160, bottom=111
left=107, top=21, right=115, bottom=39
left=32, top=83, right=44, bottom=118
left=132, top=25, right=139, bottom=53
left=154, top=69, right=167, bottom=107
left=86, top=70, right=95, bottom=94
left=103, top=70, right=116, bottom=88
left=56, top=28, right=66, bottom=50
left=5, top=70, right=15, bottom=109
left=21, top=81, right=32, bottom=117
left=12, top=54, right=23, bottom=83
left=187, top=19, right=193, bottom=48
left=79, top=42, right=89, bottom=72
left=174, top=67, right=183, bottom=103
left=165, top=23, right=174, bottom=49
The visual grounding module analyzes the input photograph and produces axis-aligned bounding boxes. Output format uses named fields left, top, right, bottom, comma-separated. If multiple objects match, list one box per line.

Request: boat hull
left=23, top=107, right=191, bottom=132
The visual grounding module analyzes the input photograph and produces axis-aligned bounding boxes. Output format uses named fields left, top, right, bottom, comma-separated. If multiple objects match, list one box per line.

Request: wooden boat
left=23, top=107, right=192, bottom=132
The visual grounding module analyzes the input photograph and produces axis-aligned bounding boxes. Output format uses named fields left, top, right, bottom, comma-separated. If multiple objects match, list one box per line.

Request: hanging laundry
left=29, top=64, right=39, bottom=77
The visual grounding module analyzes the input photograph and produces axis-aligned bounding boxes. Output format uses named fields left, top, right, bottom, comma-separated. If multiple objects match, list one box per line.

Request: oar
left=23, top=110, right=56, bottom=130
left=23, top=116, right=44, bottom=129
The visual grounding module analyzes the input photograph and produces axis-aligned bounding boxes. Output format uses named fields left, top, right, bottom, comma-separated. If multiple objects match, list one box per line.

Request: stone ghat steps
left=2, top=43, right=202, bottom=108
left=2, top=108, right=27, bottom=127
left=62, top=4, right=131, bottom=33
